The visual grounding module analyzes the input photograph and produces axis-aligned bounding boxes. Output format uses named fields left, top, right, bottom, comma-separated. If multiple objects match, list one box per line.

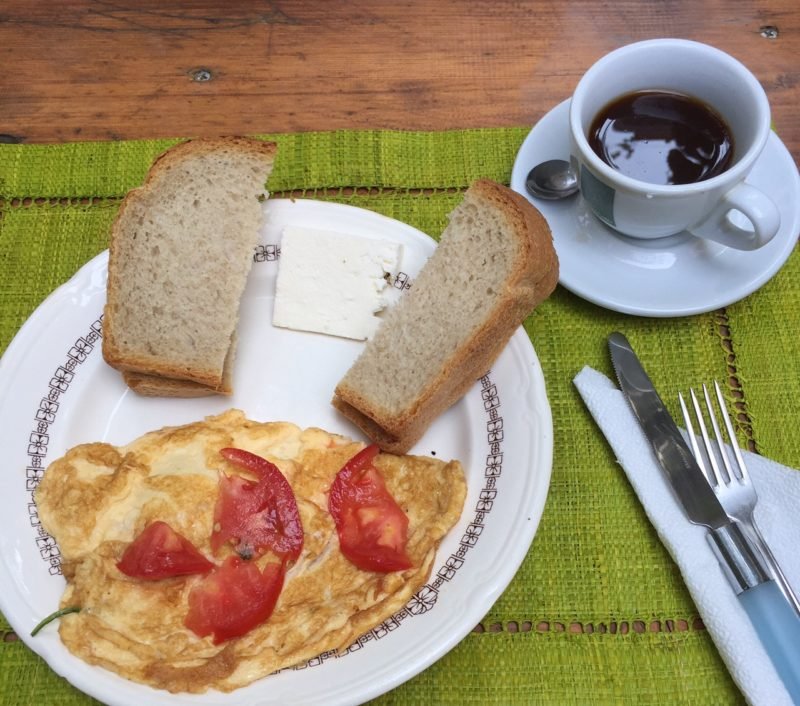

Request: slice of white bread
left=122, top=371, right=227, bottom=398
left=332, top=179, right=559, bottom=454
left=122, top=335, right=238, bottom=397
left=102, top=137, right=276, bottom=392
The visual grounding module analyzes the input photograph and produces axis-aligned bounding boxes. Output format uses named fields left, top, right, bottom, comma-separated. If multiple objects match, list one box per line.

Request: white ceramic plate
left=0, top=199, right=553, bottom=706
left=510, top=99, right=800, bottom=317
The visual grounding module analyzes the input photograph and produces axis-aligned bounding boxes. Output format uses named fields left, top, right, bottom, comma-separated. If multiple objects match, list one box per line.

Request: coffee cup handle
left=687, top=183, right=781, bottom=251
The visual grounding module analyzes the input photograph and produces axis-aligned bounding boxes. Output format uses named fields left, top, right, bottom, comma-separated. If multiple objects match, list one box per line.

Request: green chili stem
left=30, top=606, right=81, bottom=636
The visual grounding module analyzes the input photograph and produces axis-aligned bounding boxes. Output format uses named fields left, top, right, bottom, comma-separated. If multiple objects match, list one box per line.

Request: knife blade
left=607, top=331, right=730, bottom=530
left=607, top=331, right=800, bottom=702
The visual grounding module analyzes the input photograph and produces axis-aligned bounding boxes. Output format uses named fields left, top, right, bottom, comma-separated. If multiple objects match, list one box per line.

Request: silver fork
left=679, top=381, right=800, bottom=619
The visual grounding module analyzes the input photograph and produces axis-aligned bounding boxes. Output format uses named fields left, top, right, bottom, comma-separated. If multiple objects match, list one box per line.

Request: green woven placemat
left=3, top=129, right=795, bottom=705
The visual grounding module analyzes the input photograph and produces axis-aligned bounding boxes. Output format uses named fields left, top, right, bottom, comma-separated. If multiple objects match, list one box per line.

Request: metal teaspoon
left=524, top=159, right=579, bottom=200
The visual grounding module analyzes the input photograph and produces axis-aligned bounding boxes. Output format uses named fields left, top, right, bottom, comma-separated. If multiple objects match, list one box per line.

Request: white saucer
left=510, top=100, right=800, bottom=317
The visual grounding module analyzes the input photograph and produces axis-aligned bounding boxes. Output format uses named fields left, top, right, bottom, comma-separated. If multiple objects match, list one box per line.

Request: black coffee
left=588, top=90, right=734, bottom=185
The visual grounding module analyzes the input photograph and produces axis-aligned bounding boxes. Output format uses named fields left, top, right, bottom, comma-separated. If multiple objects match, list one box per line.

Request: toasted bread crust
left=333, top=179, right=558, bottom=454
left=102, top=137, right=276, bottom=390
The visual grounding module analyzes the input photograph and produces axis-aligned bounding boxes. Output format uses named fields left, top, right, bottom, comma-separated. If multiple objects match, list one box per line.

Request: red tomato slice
left=116, top=521, right=214, bottom=580
left=328, top=444, right=413, bottom=572
left=184, top=556, right=284, bottom=644
left=211, top=448, right=303, bottom=562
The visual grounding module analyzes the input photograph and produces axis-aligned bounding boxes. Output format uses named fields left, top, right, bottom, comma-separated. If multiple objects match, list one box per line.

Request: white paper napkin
left=574, top=366, right=800, bottom=706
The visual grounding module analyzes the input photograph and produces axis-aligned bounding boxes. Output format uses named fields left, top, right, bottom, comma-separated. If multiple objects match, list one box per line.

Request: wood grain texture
left=0, top=0, right=798, bottom=159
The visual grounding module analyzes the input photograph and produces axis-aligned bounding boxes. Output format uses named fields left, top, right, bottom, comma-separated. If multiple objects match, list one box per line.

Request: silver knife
left=608, top=332, right=800, bottom=703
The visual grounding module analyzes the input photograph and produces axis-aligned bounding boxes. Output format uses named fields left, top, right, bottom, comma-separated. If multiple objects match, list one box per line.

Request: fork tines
left=678, top=381, right=746, bottom=487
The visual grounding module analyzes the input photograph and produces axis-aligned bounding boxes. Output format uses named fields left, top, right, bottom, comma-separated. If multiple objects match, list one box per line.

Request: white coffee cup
left=569, top=39, right=780, bottom=250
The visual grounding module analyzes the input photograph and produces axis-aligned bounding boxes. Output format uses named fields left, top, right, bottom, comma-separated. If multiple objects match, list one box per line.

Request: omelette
left=34, top=410, right=466, bottom=693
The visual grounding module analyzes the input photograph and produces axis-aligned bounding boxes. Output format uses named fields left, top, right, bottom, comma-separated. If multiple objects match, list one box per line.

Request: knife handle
left=739, top=581, right=800, bottom=704
left=709, top=524, right=800, bottom=702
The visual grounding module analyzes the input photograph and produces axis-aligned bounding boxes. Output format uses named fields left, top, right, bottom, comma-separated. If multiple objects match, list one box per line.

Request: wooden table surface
left=1, top=0, right=798, bottom=167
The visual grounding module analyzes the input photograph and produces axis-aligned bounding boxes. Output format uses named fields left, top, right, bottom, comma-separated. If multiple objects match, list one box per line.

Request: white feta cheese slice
left=272, top=226, right=402, bottom=340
